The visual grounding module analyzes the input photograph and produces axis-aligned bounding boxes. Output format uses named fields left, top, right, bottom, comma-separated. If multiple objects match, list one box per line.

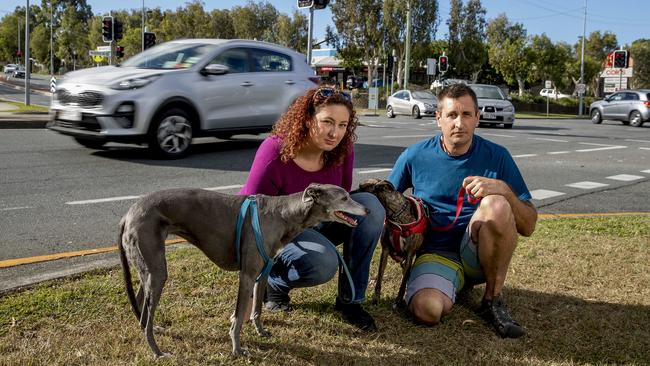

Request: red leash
left=429, top=186, right=481, bottom=232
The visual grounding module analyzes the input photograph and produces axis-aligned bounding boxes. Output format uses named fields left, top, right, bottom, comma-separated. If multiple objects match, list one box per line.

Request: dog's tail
left=118, top=218, right=142, bottom=321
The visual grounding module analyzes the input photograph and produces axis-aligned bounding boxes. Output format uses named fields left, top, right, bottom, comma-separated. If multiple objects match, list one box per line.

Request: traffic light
left=116, top=45, right=124, bottom=58
left=102, top=16, right=113, bottom=42
left=113, top=20, right=124, bottom=41
left=314, top=0, right=330, bottom=9
left=144, top=32, right=156, bottom=50
left=387, top=55, right=394, bottom=72
left=438, top=55, right=448, bottom=73
left=613, top=50, right=628, bottom=69
left=297, top=0, right=313, bottom=8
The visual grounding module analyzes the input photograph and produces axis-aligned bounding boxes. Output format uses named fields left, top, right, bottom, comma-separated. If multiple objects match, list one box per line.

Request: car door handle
left=240, top=82, right=253, bottom=87
left=285, top=80, right=295, bottom=85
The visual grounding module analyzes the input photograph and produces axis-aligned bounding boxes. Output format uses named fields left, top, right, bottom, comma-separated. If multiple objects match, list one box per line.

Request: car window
left=394, top=91, right=404, bottom=99
left=250, top=48, right=292, bottom=72
left=403, top=92, right=411, bottom=100
left=209, top=48, right=250, bottom=73
left=624, top=92, right=639, bottom=101
left=471, top=85, right=505, bottom=100
left=121, top=43, right=216, bottom=69
left=413, top=91, right=434, bottom=99
left=610, top=93, right=624, bottom=101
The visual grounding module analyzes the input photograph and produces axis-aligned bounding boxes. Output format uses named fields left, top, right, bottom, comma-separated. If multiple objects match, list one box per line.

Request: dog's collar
left=385, top=196, right=428, bottom=255
left=235, top=195, right=274, bottom=282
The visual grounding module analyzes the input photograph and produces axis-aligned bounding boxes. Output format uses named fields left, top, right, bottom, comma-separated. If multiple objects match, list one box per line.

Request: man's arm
left=463, top=176, right=537, bottom=237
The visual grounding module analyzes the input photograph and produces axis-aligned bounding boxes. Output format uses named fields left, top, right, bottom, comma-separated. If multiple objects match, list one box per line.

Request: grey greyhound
left=118, top=183, right=368, bottom=358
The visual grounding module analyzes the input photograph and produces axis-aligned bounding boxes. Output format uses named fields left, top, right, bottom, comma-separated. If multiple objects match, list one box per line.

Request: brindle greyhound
left=118, top=183, right=368, bottom=358
left=358, top=179, right=426, bottom=309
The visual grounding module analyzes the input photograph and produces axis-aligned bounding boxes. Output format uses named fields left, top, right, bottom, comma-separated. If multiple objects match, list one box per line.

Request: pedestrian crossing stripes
left=565, top=181, right=609, bottom=189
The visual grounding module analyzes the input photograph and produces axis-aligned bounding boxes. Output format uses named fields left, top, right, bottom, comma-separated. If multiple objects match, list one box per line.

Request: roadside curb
left=0, top=118, right=48, bottom=129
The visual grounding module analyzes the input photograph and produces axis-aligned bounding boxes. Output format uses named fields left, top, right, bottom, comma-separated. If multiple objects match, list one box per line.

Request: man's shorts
left=404, top=225, right=486, bottom=305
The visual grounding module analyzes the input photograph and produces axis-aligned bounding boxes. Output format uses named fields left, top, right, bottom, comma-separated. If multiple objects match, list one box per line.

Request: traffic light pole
left=25, top=0, right=30, bottom=106
left=403, top=1, right=412, bottom=90
left=307, top=6, right=314, bottom=65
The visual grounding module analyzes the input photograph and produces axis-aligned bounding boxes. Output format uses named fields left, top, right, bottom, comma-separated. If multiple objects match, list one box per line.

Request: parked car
left=539, top=88, right=572, bottom=99
left=346, top=75, right=366, bottom=89
left=468, top=84, right=515, bottom=128
left=3, top=63, right=18, bottom=75
left=48, top=39, right=319, bottom=158
left=386, top=89, right=437, bottom=119
left=12, top=66, right=26, bottom=78
left=589, top=89, right=650, bottom=127
left=363, top=78, right=383, bottom=88
left=430, top=78, right=468, bottom=90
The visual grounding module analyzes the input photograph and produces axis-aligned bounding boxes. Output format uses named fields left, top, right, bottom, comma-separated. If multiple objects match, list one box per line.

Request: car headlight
left=424, top=103, right=434, bottom=109
left=111, top=75, right=160, bottom=90
left=503, top=105, right=514, bottom=112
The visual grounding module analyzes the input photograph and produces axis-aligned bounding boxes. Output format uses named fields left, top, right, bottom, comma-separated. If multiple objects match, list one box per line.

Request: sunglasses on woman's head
left=314, top=87, right=352, bottom=102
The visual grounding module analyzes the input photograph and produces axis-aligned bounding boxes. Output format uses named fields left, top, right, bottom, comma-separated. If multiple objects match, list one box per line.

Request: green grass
left=516, top=112, right=587, bottom=119
left=1, top=215, right=649, bottom=365
left=0, top=99, right=49, bottom=113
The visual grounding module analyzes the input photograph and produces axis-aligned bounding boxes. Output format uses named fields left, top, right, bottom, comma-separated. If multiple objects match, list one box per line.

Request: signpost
left=545, top=80, right=552, bottom=116
left=368, top=87, right=378, bottom=113
left=50, top=76, right=56, bottom=94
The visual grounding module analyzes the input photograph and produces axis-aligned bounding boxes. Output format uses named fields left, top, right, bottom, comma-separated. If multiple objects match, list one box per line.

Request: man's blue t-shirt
left=388, top=134, right=532, bottom=254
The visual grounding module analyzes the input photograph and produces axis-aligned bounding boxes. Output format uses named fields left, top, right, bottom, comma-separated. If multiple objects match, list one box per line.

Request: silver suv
left=468, top=84, right=516, bottom=129
left=590, top=90, right=650, bottom=127
left=48, top=39, right=318, bottom=158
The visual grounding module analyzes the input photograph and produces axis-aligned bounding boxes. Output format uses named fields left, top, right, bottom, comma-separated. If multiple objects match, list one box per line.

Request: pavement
left=0, top=77, right=51, bottom=129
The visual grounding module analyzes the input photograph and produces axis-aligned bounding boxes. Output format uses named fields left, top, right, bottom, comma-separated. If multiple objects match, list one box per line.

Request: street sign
left=97, top=46, right=111, bottom=52
left=297, top=0, right=313, bottom=8
left=545, top=80, right=552, bottom=89
left=426, top=58, right=437, bottom=75
left=600, top=68, right=633, bottom=78
left=368, top=87, right=378, bottom=110
left=50, top=76, right=56, bottom=93
left=576, top=83, right=586, bottom=95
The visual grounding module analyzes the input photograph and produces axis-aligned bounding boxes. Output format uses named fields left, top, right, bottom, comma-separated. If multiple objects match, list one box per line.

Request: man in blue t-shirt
left=389, top=83, right=538, bottom=338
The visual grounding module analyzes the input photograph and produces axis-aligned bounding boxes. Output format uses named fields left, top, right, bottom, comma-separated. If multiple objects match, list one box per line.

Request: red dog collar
left=385, top=196, right=428, bottom=256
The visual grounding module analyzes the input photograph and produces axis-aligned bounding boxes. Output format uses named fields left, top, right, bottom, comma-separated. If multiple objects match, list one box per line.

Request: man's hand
left=462, top=176, right=511, bottom=199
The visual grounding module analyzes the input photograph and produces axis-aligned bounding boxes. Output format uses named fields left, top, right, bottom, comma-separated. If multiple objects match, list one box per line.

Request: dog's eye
left=342, top=196, right=348, bottom=201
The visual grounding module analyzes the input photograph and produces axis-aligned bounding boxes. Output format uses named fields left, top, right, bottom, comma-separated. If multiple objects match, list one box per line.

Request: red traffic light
left=102, top=16, right=113, bottom=42
left=613, top=50, right=627, bottom=69
left=438, top=56, right=448, bottom=73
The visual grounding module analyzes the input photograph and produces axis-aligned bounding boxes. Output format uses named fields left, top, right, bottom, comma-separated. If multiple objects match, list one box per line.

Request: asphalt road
left=1, top=115, right=648, bottom=291
left=0, top=78, right=51, bottom=106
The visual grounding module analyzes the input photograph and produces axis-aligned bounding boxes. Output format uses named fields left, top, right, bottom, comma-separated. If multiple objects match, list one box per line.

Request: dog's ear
left=302, top=183, right=323, bottom=203
left=358, top=178, right=381, bottom=192
left=377, top=180, right=396, bottom=191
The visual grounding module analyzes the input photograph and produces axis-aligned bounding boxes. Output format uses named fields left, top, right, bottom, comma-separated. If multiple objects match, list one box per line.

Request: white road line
left=565, top=181, right=609, bottom=189
left=204, top=185, right=243, bottom=191
left=528, top=137, right=568, bottom=143
left=547, top=151, right=571, bottom=155
left=0, top=206, right=32, bottom=211
left=606, top=174, right=645, bottom=182
left=642, top=169, right=650, bottom=173
left=530, top=189, right=565, bottom=200
left=578, top=142, right=616, bottom=147
left=381, top=134, right=432, bottom=139
left=575, top=146, right=626, bottom=152
left=640, top=147, right=650, bottom=151
left=513, top=154, right=538, bottom=158
left=66, top=195, right=141, bottom=205
left=626, top=139, right=650, bottom=143
left=359, top=168, right=392, bottom=174
left=481, top=133, right=515, bottom=138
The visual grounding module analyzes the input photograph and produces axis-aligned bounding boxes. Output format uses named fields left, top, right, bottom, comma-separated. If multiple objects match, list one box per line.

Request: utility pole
left=307, top=6, right=314, bottom=65
left=50, top=0, right=53, bottom=76
left=25, top=0, right=31, bottom=106
left=404, top=1, right=412, bottom=90
left=141, top=0, right=145, bottom=52
left=578, top=0, right=587, bottom=116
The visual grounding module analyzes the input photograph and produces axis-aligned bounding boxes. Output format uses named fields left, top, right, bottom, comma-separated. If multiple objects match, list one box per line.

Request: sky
left=1, top=0, right=649, bottom=47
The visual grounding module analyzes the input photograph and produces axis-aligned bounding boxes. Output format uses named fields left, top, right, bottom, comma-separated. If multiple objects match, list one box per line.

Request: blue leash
left=234, top=195, right=356, bottom=303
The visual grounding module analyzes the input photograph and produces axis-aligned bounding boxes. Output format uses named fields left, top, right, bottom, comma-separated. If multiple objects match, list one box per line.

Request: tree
left=230, top=1, right=279, bottom=41
left=527, top=34, right=571, bottom=91
left=329, top=0, right=384, bottom=87
left=486, top=14, right=528, bottom=95
left=630, top=39, right=650, bottom=89
left=271, top=11, right=308, bottom=53
left=209, top=9, right=235, bottom=39
left=447, top=0, right=487, bottom=81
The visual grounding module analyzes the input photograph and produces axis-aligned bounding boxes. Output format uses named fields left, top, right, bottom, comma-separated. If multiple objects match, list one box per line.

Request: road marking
left=626, top=139, right=650, bottom=143
left=574, top=146, right=626, bottom=152
left=640, top=147, right=650, bottom=151
left=381, top=134, right=432, bottom=139
left=530, top=189, right=565, bottom=200
left=66, top=195, right=141, bottom=205
left=481, top=133, right=515, bottom=138
left=642, top=169, right=650, bottom=173
left=578, top=142, right=616, bottom=147
left=528, top=137, right=568, bottom=142
left=565, top=181, right=609, bottom=189
left=0, top=206, right=32, bottom=211
left=0, top=239, right=186, bottom=269
left=547, top=151, right=571, bottom=155
left=513, top=154, right=538, bottom=158
left=606, top=174, right=645, bottom=182
left=359, top=168, right=392, bottom=174
left=204, top=185, right=243, bottom=191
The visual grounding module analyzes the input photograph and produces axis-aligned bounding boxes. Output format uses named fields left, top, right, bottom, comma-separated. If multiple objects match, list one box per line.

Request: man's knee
left=409, top=289, right=450, bottom=326
left=478, top=195, right=515, bottom=232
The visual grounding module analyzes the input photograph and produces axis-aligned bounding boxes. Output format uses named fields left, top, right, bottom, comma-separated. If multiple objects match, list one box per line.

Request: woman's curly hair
left=271, top=87, right=358, bottom=167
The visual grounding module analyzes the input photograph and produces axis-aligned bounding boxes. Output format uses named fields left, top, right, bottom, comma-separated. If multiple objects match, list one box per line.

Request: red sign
left=16, top=50, right=22, bottom=56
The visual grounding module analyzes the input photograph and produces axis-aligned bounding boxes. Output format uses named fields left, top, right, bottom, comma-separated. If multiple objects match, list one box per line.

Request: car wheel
left=73, top=137, right=106, bottom=150
left=148, top=108, right=193, bottom=159
left=386, top=105, right=395, bottom=118
left=629, top=111, right=643, bottom=127
left=503, top=123, right=513, bottom=129
left=590, top=109, right=602, bottom=124
left=412, top=106, right=421, bottom=119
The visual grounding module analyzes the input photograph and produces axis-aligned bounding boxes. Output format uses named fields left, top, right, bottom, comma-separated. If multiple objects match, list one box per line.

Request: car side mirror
left=201, top=63, right=229, bottom=76
left=506, top=95, right=512, bottom=100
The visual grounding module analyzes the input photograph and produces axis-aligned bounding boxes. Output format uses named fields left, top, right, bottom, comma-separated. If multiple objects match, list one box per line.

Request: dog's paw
left=257, top=328, right=272, bottom=337
left=232, top=347, right=251, bottom=357
left=153, top=325, right=165, bottom=334
left=154, top=352, right=172, bottom=359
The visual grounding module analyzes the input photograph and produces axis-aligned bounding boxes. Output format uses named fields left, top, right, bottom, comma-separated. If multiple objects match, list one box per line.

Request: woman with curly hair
left=240, top=87, right=384, bottom=331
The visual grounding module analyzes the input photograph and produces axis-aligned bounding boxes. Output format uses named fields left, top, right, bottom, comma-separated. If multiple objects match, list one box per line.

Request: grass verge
left=1, top=215, right=649, bottom=365
left=0, top=99, right=49, bottom=113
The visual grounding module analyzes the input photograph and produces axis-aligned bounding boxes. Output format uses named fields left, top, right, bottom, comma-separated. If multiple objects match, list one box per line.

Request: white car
left=386, top=89, right=437, bottom=119
left=48, top=39, right=318, bottom=158
left=468, top=84, right=516, bottom=129
left=539, top=88, right=572, bottom=99
left=3, top=64, right=18, bottom=75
